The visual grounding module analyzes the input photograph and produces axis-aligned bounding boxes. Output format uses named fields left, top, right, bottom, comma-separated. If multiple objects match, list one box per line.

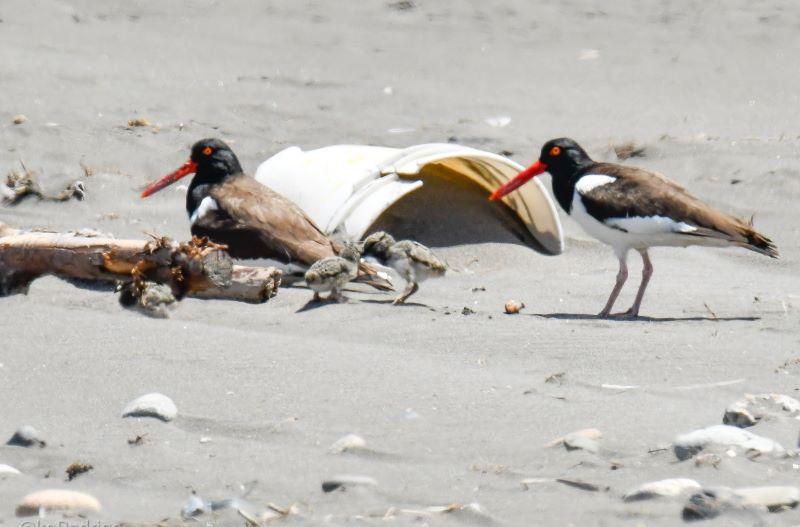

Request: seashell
left=12, top=115, right=27, bottom=125
left=6, top=425, right=46, bottom=448
left=682, top=486, right=800, bottom=520
left=0, top=463, right=21, bottom=475
left=623, top=478, right=701, bottom=502
left=321, top=475, right=377, bottom=493
left=504, top=300, right=524, bottom=314
left=329, top=434, right=366, bottom=454
left=734, top=486, right=800, bottom=511
left=122, top=392, right=177, bottom=421
left=546, top=428, right=602, bottom=448
left=556, top=478, right=607, bottom=492
left=673, top=425, right=784, bottom=460
left=563, top=433, right=600, bottom=453
left=723, top=393, right=800, bottom=428
left=16, top=489, right=101, bottom=517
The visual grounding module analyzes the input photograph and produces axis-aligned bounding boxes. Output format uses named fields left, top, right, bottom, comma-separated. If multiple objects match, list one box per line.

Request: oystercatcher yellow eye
left=202, top=146, right=213, bottom=156
left=549, top=146, right=561, bottom=156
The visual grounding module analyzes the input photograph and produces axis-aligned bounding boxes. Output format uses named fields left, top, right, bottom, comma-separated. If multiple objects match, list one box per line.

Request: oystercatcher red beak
left=489, top=160, right=548, bottom=201
left=141, top=160, right=198, bottom=198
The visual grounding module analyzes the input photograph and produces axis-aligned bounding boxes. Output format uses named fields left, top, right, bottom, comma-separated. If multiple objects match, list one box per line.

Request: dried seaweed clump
left=2, top=161, right=85, bottom=205
left=116, top=236, right=232, bottom=317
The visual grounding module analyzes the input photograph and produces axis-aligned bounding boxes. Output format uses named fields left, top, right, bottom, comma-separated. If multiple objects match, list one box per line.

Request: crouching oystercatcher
left=141, top=138, right=392, bottom=290
left=490, top=138, right=778, bottom=318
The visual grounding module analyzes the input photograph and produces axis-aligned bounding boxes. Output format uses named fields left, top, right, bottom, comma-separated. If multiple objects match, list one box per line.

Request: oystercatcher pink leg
left=599, top=253, right=628, bottom=317
left=626, top=249, right=653, bottom=317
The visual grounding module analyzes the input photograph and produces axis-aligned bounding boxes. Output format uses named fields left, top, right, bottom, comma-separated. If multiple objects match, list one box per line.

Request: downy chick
left=304, top=243, right=361, bottom=302
left=362, top=231, right=446, bottom=304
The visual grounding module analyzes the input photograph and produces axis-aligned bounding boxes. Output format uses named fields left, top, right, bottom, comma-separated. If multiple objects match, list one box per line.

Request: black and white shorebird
left=140, top=138, right=391, bottom=291
left=304, top=243, right=361, bottom=302
left=362, top=231, right=446, bottom=305
left=490, top=138, right=778, bottom=318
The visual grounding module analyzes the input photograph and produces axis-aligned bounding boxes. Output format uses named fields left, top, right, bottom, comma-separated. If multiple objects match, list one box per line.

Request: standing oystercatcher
left=490, top=138, right=778, bottom=317
left=362, top=231, right=446, bottom=304
left=141, top=138, right=391, bottom=290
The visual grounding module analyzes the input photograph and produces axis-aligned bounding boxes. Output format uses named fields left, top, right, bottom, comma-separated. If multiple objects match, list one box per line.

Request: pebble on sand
left=682, top=488, right=746, bottom=521
left=12, top=114, right=27, bottom=125
left=673, top=425, right=784, bottom=460
left=65, top=461, right=93, bottom=481
left=16, top=489, right=101, bottom=517
left=723, top=393, right=800, bottom=428
left=6, top=425, right=46, bottom=448
left=0, top=463, right=21, bottom=475
left=322, top=475, right=377, bottom=493
left=693, top=453, right=722, bottom=468
left=122, top=392, right=177, bottom=421
left=504, top=300, right=524, bottom=314
left=328, top=434, right=366, bottom=454
left=623, top=478, right=701, bottom=502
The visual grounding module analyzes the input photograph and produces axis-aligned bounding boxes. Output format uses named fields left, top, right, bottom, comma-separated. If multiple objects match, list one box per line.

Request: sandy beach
left=1, top=0, right=799, bottom=525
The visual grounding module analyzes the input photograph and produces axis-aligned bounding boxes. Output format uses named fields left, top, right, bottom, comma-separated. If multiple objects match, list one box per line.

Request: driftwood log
left=0, top=223, right=281, bottom=305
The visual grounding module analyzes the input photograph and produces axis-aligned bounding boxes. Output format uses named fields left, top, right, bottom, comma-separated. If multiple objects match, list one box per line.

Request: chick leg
left=393, top=281, right=419, bottom=305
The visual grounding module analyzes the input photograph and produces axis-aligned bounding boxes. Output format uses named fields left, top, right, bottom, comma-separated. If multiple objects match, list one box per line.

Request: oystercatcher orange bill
left=140, top=160, right=198, bottom=198
left=489, top=160, right=548, bottom=201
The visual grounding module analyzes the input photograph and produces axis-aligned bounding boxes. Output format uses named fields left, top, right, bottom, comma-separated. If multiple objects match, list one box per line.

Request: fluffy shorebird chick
left=362, top=231, right=446, bottom=304
left=304, top=243, right=361, bottom=302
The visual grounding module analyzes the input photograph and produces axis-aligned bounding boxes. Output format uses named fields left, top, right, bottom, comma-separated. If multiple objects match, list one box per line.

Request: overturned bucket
left=256, top=143, right=563, bottom=255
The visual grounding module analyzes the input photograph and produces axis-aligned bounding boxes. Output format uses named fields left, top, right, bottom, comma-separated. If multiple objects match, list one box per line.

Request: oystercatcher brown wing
left=194, top=175, right=337, bottom=264
left=580, top=163, right=778, bottom=257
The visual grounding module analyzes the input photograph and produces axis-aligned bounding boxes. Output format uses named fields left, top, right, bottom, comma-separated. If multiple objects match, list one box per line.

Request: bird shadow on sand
left=531, top=312, right=760, bottom=322
left=359, top=298, right=435, bottom=310
left=294, top=298, right=350, bottom=313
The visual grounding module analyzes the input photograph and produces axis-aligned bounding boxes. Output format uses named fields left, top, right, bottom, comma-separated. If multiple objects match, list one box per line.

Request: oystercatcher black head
left=489, top=137, right=593, bottom=202
left=141, top=138, right=242, bottom=198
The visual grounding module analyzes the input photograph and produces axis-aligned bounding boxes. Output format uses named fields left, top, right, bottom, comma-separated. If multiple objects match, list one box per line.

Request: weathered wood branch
left=0, top=223, right=281, bottom=305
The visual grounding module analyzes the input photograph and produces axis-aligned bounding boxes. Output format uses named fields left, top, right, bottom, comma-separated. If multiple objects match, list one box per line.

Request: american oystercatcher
left=490, top=138, right=778, bottom=317
left=304, top=243, right=361, bottom=302
left=141, top=138, right=391, bottom=290
left=362, top=231, right=446, bottom=304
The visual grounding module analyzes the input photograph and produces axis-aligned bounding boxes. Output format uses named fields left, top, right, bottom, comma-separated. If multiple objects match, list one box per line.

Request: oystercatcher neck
left=183, top=139, right=243, bottom=218
left=540, top=138, right=596, bottom=212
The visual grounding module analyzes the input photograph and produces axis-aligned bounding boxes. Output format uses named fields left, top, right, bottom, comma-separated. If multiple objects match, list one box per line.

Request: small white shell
left=329, top=434, right=366, bottom=454
left=0, top=463, right=21, bottom=475
left=16, top=489, right=101, bottom=517
left=122, top=393, right=177, bottom=422
left=623, top=478, right=702, bottom=501
left=734, top=486, right=800, bottom=509
left=673, top=425, right=784, bottom=460
left=546, top=428, right=602, bottom=448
